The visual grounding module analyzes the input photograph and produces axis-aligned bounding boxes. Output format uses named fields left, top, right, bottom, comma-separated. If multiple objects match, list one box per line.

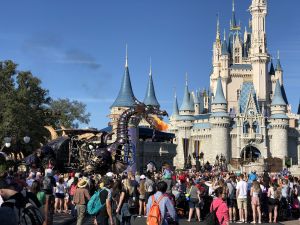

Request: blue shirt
left=146, top=191, right=176, bottom=225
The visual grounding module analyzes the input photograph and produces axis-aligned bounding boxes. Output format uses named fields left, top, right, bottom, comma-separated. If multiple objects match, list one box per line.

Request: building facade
left=170, top=0, right=300, bottom=169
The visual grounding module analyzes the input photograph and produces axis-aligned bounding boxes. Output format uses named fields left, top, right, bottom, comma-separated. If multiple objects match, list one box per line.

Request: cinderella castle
left=108, top=0, right=300, bottom=171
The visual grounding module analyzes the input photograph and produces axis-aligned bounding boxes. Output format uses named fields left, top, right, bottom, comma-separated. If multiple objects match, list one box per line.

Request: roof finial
left=216, top=13, right=220, bottom=41
left=125, top=43, right=128, bottom=67
left=149, top=57, right=152, bottom=76
left=245, top=26, right=247, bottom=34
left=185, top=72, right=188, bottom=86
left=224, top=29, right=226, bottom=41
left=277, top=50, right=280, bottom=59
left=174, top=86, right=177, bottom=98
left=232, top=0, right=235, bottom=12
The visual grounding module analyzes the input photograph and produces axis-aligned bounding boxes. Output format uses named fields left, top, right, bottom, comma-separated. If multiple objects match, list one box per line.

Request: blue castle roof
left=111, top=65, right=136, bottom=108
left=276, top=58, right=282, bottom=71
left=212, top=77, right=227, bottom=104
left=221, top=40, right=229, bottom=55
left=143, top=70, right=160, bottom=107
left=269, top=60, right=275, bottom=75
left=271, top=80, right=287, bottom=106
left=172, top=94, right=179, bottom=118
left=180, top=83, right=194, bottom=111
left=239, top=81, right=259, bottom=113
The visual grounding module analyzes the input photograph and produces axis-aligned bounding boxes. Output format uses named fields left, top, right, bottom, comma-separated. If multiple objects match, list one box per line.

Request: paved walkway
left=53, top=213, right=299, bottom=225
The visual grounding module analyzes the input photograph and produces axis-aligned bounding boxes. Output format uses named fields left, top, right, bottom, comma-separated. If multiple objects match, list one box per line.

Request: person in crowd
left=31, top=180, right=46, bottom=215
left=268, top=182, right=280, bottom=223
left=26, top=172, right=36, bottom=188
left=236, top=173, right=248, bottom=223
left=111, top=178, right=122, bottom=225
left=73, top=179, right=90, bottom=225
left=116, top=177, right=136, bottom=225
left=0, top=179, right=44, bottom=225
left=146, top=181, right=176, bottom=225
left=96, top=177, right=115, bottom=225
left=69, top=176, right=78, bottom=217
left=54, top=176, right=66, bottom=213
left=226, top=175, right=237, bottom=223
left=138, top=174, right=146, bottom=217
left=186, top=180, right=201, bottom=222
left=280, top=179, right=290, bottom=220
left=210, top=187, right=229, bottom=225
left=250, top=180, right=262, bottom=224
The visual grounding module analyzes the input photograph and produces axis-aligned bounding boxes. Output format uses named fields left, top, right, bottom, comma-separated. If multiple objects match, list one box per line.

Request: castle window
left=253, top=121, right=260, bottom=133
left=237, top=89, right=241, bottom=100
left=243, top=121, right=250, bottom=133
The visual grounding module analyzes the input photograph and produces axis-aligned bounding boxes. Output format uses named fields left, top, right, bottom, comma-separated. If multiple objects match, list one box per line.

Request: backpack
left=147, top=195, right=165, bottom=225
left=69, top=184, right=77, bottom=196
left=205, top=204, right=221, bottom=225
left=228, top=182, right=236, bottom=199
left=87, top=189, right=105, bottom=215
left=6, top=196, right=44, bottom=225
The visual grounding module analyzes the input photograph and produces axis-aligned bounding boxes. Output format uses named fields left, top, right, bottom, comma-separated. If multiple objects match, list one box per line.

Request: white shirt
left=236, top=180, right=248, bottom=199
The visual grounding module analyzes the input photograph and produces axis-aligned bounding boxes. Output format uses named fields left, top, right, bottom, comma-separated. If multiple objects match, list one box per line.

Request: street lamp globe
left=4, top=137, right=12, bottom=148
left=23, top=136, right=30, bottom=144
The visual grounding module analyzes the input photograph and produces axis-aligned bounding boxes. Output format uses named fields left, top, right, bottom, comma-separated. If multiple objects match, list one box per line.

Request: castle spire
left=271, top=79, right=286, bottom=106
left=230, top=0, right=240, bottom=31
left=224, top=29, right=226, bottom=41
left=172, top=89, right=179, bottom=117
left=110, top=46, right=136, bottom=108
left=297, top=99, right=300, bottom=115
left=276, top=50, right=282, bottom=71
left=216, top=13, right=220, bottom=41
left=125, top=43, right=128, bottom=67
left=212, top=77, right=227, bottom=104
left=143, top=58, right=160, bottom=107
left=180, top=73, right=194, bottom=111
left=269, top=58, right=275, bottom=75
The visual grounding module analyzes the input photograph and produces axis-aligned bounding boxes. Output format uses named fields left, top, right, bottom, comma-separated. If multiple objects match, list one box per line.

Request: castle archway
left=240, top=145, right=261, bottom=161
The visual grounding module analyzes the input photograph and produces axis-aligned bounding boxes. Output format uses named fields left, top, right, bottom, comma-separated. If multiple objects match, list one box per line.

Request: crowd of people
left=0, top=164, right=300, bottom=225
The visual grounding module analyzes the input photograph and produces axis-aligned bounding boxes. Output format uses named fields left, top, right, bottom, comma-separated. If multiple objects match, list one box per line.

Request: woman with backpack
left=250, top=180, right=262, bottom=224
left=209, top=187, right=229, bottom=225
left=116, top=178, right=135, bottom=225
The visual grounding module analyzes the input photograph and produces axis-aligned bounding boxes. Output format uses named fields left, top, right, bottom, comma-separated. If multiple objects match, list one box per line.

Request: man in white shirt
left=236, top=174, right=248, bottom=223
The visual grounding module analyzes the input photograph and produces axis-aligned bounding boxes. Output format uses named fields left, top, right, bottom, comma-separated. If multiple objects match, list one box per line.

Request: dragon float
left=21, top=101, right=168, bottom=175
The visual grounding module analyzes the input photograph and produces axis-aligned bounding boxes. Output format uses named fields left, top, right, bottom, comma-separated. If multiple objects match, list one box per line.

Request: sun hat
left=140, top=175, right=146, bottom=180
left=78, top=179, right=88, bottom=188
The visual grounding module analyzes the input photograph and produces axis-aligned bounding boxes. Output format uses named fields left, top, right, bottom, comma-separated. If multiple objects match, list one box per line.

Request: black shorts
left=188, top=198, right=200, bottom=209
left=55, top=193, right=65, bottom=199
left=227, top=198, right=237, bottom=208
left=268, top=198, right=279, bottom=206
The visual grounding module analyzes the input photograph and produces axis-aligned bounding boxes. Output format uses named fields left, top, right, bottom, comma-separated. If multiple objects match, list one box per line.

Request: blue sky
left=0, top=0, right=299, bottom=129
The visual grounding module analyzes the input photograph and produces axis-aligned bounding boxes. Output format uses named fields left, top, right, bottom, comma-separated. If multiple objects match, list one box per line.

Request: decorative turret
left=271, top=80, right=286, bottom=107
left=210, top=77, right=230, bottom=162
left=270, top=79, right=289, bottom=159
left=111, top=45, right=136, bottom=108
left=143, top=60, right=160, bottom=108
left=221, top=30, right=229, bottom=55
left=180, top=75, right=195, bottom=114
left=233, top=32, right=243, bottom=64
left=275, top=51, right=282, bottom=71
left=269, top=58, right=275, bottom=75
left=230, top=0, right=241, bottom=31
left=171, top=91, right=179, bottom=119
left=212, top=77, right=227, bottom=105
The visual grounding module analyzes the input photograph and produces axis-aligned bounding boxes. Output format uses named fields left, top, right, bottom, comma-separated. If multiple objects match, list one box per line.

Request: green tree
left=48, top=98, right=90, bottom=128
left=0, top=60, right=51, bottom=153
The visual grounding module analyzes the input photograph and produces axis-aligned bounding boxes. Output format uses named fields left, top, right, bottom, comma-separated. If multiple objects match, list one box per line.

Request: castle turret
left=212, top=15, right=222, bottom=77
left=143, top=61, right=160, bottom=108
left=220, top=31, right=230, bottom=81
left=275, top=51, right=283, bottom=85
left=249, top=0, right=269, bottom=104
left=180, top=75, right=195, bottom=115
left=269, top=79, right=289, bottom=159
left=209, top=77, right=230, bottom=161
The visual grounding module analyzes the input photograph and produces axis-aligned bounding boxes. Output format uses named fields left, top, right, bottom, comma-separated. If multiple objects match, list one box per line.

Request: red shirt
left=210, top=198, right=229, bottom=225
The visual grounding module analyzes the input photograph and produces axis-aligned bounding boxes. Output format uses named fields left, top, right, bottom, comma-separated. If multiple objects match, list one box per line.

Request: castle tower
left=179, top=75, right=195, bottom=116
left=212, top=15, right=222, bottom=79
left=143, top=61, right=160, bottom=108
left=193, top=91, right=201, bottom=115
left=249, top=0, right=270, bottom=104
left=109, top=46, right=137, bottom=139
left=275, top=51, right=283, bottom=85
left=269, top=79, right=289, bottom=158
left=209, top=77, right=230, bottom=161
